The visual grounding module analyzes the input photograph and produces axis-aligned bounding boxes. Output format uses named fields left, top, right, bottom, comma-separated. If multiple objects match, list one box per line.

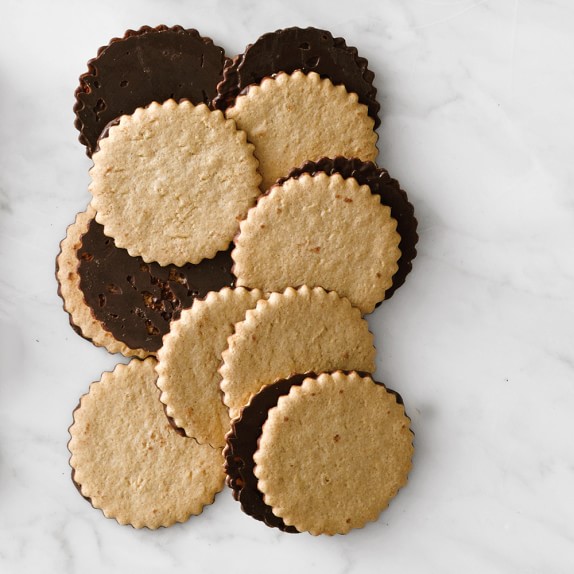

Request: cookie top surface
left=75, top=25, right=229, bottom=156
left=56, top=206, right=148, bottom=358
left=213, top=26, right=380, bottom=128
left=253, top=372, right=414, bottom=535
left=233, top=172, right=401, bottom=314
left=156, top=287, right=263, bottom=448
left=278, top=157, right=418, bottom=300
left=219, top=285, right=375, bottom=419
left=68, top=358, right=225, bottom=529
left=225, top=71, right=378, bottom=191
left=77, top=213, right=235, bottom=353
left=89, top=99, right=261, bottom=266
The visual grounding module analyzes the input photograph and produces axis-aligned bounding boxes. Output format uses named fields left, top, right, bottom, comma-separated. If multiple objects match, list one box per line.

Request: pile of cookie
left=57, top=26, right=418, bottom=535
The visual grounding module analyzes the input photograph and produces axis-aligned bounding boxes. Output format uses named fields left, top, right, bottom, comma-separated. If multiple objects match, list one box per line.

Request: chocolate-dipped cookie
left=213, top=26, right=380, bottom=128
left=253, top=372, right=414, bottom=535
left=226, top=371, right=409, bottom=533
left=277, top=157, right=418, bottom=301
left=77, top=214, right=235, bottom=354
left=74, top=25, right=229, bottom=156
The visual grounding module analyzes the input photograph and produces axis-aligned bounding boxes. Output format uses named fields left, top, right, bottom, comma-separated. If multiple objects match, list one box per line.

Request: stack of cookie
left=57, top=26, right=418, bottom=535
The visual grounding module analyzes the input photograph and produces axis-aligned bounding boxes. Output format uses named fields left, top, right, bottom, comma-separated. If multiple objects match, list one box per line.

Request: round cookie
left=213, top=26, right=380, bottom=128
left=253, top=372, right=414, bottom=535
left=156, top=287, right=264, bottom=448
left=278, top=157, right=418, bottom=301
left=55, top=206, right=148, bottom=358
left=232, top=172, right=401, bottom=314
left=77, top=213, right=235, bottom=354
left=68, top=358, right=225, bottom=529
left=225, top=71, right=378, bottom=191
left=224, top=371, right=368, bottom=533
left=75, top=25, right=229, bottom=156
left=89, top=99, right=261, bottom=266
left=219, top=285, right=375, bottom=419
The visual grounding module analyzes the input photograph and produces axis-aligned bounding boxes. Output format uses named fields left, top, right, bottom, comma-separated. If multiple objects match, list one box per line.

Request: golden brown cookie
left=55, top=205, right=149, bottom=359
left=254, top=372, right=414, bottom=535
left=233, top=172, right=401, bottom=313
left=89, top=99, right=261, bottom=266
left=219, top=286, right=375, bottom=419
left=225, top=71, right=378, bottom=190
left=156, top=287, right=264, bottom=448
left=68, top=358, right=225, bottom=529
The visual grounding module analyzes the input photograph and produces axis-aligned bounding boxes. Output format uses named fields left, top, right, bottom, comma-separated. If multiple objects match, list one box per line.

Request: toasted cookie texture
left=253, top=372, right=414, bottom=535
left=219, top=286, right=375, bottom=419
left=233, top=172, right=401, bottom=314
left=279, top=157, right=418, bottom=301
left=213, top=26, right=380, bottom=128
left=68, top=358, right=225, bottom=529
left=89, top=99, right=261, bottom=266
left=156, top=287, right=263, bottom=448
left=225, top=71, right=378, bottom=190
left=75, top=25, right=229, bottom=156
left=77, top=214, right=235, bottom=354
left=56, top=205, right=148, bottom=358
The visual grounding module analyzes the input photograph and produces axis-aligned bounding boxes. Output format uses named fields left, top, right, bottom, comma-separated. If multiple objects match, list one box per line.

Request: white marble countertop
left=1, top=0, right=573, bottom=572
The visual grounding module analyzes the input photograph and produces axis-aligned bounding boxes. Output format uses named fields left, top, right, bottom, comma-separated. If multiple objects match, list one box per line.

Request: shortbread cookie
left=69, top=358, right=225, bottom=529
left=279, top=157, right=418, bottom=300
left=77, top=213, right=235, bottom=353
left=89, top=99, right=261, bottom=266
left=56, top=206, right=148, bottom=358
left=225, top=71, right=378, bottom=190
left=253, top=372, right=413, bottom=535
left=219, top=286, right=375, bottom=419
left=225, top=370, right=386, bottom=532
left=233, top=172, right=401, bottom=313
left=75, top=25, right=229, bottom=156
left=213, top=26, right=380, bottom=128
left=156, top=287, right=263, bottom=448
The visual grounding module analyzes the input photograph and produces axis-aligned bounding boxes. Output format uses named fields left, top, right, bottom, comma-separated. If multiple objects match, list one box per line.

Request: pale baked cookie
left=233, top=172, right=401, bottom=314
left=225, top=71, right=378, bottom=190
left=55, top=205, right=148, bottom=359
left=69, top=358, right=225, bottom=529
left=156, top=287, right=264, bottom=448
left=89, top=99, right=261, bottom=266
left=219, top=286, right=375, bottom=419
left=253, top=372, right=414, bottom=535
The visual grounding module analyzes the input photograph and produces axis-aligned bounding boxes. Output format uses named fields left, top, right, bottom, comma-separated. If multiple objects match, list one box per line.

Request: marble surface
left=1, top=0, right=573, bottom=571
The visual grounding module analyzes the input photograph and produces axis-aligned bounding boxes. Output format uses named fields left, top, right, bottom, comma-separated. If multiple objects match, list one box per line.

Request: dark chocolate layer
left=224, top=370, right=394, bottom=532
left=277, top=157, right=418, bottom=302
left=77, top=217, right=235, bottom=353
left=74, top=25, right=229, bottom=156
left=213, top=27, right=380, bottom=128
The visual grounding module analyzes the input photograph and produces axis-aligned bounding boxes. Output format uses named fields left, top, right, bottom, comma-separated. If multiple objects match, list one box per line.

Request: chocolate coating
left=77, top=217, right=235, bottom=353
left=75, top=25, right=229, bottom=156
left=278, top=157, right=418, bottom=302
left=225, top=370, right=395, bottom=532
left=213, top=27, right=380, bottom=128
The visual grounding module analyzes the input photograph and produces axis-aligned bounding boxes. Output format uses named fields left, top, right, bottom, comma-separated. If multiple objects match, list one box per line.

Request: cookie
left=253, top=372, right=414, bottom=535
left=56, top=206, right=148, bottom=358
left=225, top=71, right=378, bottom=191
left=68, top=358, right=225, bottom=529
left=219, top=286, right=375, bottom=419
left=213, top=26, right=380, bottom=128
left=156, top=287, right=263, bottom=448
left=232, top=171, right=401, bottom=314
left=77, top=213, right=235, bottom=354
left=89, top=99, right=261, bottom=266
left=278, top=157, right=418, bottom=300
left=74, top=25, right=229, bottom=156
